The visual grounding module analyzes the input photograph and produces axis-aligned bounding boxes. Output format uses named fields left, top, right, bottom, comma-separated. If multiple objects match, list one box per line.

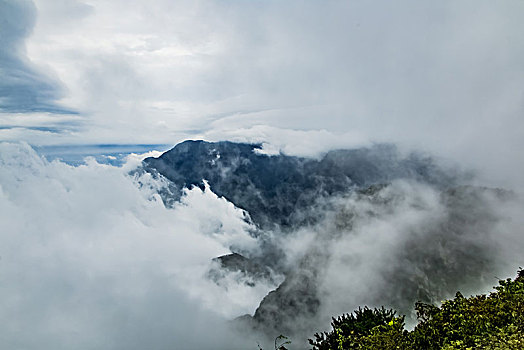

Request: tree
left=308, top=269, right=524, bottom=349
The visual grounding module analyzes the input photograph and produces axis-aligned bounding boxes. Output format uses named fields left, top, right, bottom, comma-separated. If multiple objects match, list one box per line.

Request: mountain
left=141, top=140, right=513, bottom=341
left=142, top=140, right=454, bottom=230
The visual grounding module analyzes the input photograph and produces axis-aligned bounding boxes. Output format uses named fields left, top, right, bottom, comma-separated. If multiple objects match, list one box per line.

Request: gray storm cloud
left=0, top=0, right=74, bottom=114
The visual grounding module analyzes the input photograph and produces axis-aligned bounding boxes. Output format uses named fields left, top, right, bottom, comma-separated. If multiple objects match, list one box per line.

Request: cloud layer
left=0, top=143, right=276, bottom=349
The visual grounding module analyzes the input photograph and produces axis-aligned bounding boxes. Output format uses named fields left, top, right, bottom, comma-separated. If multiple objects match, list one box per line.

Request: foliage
left=309, top=307, right=410, bottom=350
left=309, top=269, right=524, bottom=349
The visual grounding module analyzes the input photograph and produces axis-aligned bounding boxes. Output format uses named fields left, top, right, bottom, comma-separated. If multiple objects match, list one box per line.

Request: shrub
left=309, top=269, right=524, bottom=350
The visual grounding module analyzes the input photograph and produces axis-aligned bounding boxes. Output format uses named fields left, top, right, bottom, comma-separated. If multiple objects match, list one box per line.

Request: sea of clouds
left=0, top=142, right=276, bottom=349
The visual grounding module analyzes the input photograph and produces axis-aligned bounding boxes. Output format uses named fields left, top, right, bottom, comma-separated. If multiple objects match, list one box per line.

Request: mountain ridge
left=141, top=140, right=513, bottom=342
left=143, top=140, right=455, bottom=230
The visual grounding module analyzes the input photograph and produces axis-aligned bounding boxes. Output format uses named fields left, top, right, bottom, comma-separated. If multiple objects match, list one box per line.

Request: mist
left=239, top=174, right=523, bottom=348
left=0, top=142, right=277, bottom=349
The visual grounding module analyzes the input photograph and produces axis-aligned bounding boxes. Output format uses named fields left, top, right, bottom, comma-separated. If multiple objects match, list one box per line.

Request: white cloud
left=203, top=125, right=370, bottom=158
left=0, top=0, right=517, bottom=187
left=0, top=142, right=273, bottom=349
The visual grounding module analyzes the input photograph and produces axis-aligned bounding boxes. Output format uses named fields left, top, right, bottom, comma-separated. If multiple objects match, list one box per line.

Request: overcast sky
left=1, top=0, right=523, bottom=186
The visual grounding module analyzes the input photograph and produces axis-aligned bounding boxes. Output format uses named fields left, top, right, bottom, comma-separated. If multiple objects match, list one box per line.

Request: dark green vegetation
left=309, top=270, right=524, bottom=350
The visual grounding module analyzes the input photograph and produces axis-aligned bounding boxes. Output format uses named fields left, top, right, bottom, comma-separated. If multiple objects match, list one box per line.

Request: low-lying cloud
left=0, top=142, right=275, bottom=349
left=250, top=179, right=523, bottom=346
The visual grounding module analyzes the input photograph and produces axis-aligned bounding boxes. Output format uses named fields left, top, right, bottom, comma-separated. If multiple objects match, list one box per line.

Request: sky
left=1, top=0, right=524, bottom=187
